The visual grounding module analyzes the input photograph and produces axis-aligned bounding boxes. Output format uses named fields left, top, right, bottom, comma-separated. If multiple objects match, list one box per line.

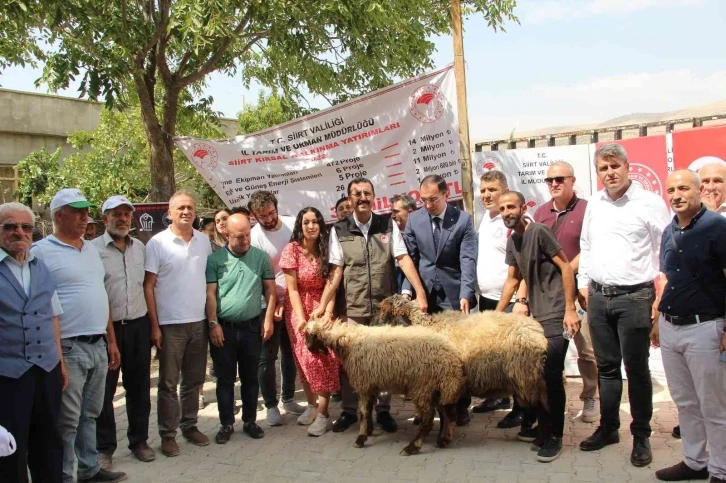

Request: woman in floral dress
left=279, top=207, right=340, bottom=436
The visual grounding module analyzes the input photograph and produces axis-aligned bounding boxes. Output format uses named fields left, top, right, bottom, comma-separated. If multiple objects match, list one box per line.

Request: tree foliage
left=238, top=90, right=312, bottom=135
left=14, top=0, right=518, bottom=200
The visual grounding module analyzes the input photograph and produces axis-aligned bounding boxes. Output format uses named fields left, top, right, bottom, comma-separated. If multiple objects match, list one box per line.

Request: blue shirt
left=658, top=205, right=726, bottom=317
left=31, top=235, right=109, bottom=338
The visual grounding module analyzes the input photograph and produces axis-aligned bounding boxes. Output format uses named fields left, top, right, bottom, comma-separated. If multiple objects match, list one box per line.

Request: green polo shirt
left=205, top=245, right=274, bottom=322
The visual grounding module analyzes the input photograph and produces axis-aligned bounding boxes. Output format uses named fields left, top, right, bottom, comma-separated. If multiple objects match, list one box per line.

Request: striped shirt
left=91, top=232, right=147, bottom=321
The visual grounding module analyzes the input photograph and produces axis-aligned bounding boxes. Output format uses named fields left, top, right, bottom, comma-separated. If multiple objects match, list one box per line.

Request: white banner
left=175, top=65, right=461, bottom=221
left=471, top=144, right=594, bottom=226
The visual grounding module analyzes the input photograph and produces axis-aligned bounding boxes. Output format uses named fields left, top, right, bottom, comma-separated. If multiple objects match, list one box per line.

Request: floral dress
left=279, top=241, right=340, bottom=393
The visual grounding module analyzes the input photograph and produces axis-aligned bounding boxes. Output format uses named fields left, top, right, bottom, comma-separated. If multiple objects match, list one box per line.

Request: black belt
left=220, top=315, right=260, bottom=330
left=590, top=281, right=653, bottom=297
left=114, top=315, right=146, bottom=326
left=67, top=334, right=105, bottom=344
left=663, top=313, right=720, bottom=326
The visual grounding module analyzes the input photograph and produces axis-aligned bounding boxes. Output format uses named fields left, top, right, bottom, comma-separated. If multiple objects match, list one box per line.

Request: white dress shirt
left=718, top=202, right=726, bottom=218
left=329, top=212, right=408, bottom=266
left=578, top=182, right=671, bottom=287
left=476, top=213, right=511, bottom=301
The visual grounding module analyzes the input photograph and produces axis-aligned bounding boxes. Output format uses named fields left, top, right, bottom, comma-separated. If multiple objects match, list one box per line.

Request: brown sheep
left=377, top=295, right=549, bottom=410
left=305, top=318, right=465, bottom=455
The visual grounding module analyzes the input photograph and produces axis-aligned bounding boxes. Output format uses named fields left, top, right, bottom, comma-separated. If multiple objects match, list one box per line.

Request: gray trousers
left=157, top=321, right=207, bottom=437
left=340, top=315, right=391, bottom=415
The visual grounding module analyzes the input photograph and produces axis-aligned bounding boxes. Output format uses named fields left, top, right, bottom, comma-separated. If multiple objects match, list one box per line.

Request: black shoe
left=517, top=425, right=539, bottom=443
left=456, top=409, right=471, bottom=426
left=376, top=411, right=398, bottom=433
left=537, top=436, right=563, bottom=463
left=672, top=425, right=681, bottom=439
left=497, top=410, right=524, bottom=429
left=412, top=416, right=421, bottom=425
left=655, top=461, right=709, bottom=481
left=711, top=477, right=726, bottom=483
left=79, top=469, right=128, bottom=482
left=242, top=422, right=264, bottom=439
left=215, top=425, right=234, bottom=444
left=631, top=436, right=652, bottom=467
left=332, top=412, right=358, bottom=433
left=331, top=391, right=342, bottom=402
left=579, top=427, right=620, bottom=451
left=472, top=397, right=511, bottom=413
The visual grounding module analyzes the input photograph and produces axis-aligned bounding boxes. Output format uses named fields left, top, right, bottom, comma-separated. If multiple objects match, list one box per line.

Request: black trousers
left=0, top=364, right=63, bottom=483
left=96, top=315, right=151, bottom=453
left=210, top=319, right=262, bottom=425
left=536, top=327, right=570, bottom=438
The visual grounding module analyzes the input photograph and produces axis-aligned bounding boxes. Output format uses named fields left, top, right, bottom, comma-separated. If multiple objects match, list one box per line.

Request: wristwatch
left=208, top=319, right=219, bottom=329
left=514, top=298, right=529, bottom=305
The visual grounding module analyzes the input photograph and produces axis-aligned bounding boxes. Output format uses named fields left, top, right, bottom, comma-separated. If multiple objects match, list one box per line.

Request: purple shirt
left=533, top=195, right=587, bottom=264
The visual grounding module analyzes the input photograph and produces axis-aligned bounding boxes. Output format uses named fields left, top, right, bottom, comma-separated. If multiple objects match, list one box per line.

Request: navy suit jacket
left=402, top=204, right=478, bottom=310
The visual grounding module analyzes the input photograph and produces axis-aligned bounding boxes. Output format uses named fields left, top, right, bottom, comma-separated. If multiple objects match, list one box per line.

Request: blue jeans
left=258, top=319, right=297, bottom=408
left=588, top=284, right=654, bottom=437
left=59, top=338, right=108, bottom=482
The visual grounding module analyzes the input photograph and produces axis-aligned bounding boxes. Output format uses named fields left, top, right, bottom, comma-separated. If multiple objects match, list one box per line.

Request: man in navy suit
left=402, top=175, right=478, bottom=424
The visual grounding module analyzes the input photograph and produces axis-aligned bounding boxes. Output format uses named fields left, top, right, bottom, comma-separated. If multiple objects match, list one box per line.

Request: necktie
left=433, top=217, right=441, bottom=253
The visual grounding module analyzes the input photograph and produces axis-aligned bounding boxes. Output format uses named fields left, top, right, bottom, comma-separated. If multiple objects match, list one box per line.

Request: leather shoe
left=472, top=397, right=511, bottom=413
left=631, top=436, right=652, bottom=467
left=79, top=469, right=128, bottom=482
left=332, top=412, right=358, bottom=433
left=456, top=409, right=471, bottom=427
left=243, top=422, right=264, bottom=439
left=579, top=427, right=619, bottom=451
left=497, top=410, right=524, bottom=429
left=672, top=425, right=681, bottom=439
left=182, top=427, right=209, bottom=446
left=376, top=411, right=398, bottom=433
left=131, top=442, right=155, bottom=462
left=655, top=461, right=709, bottom=481
left=711, top=477, right=726, bottom=483
left=160, top=437, right=180, bottom=457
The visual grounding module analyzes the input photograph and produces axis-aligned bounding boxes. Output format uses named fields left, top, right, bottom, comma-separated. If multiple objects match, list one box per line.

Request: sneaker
left=160, top=437, right=180, bottom=457
left=243, top=422, right=265, bottom=439
left=215, top=425, right=234, bottom=444
left=537, top=436, right=563, bottom=463
left=182, top=427, right=210, bottom=446
left=283, top=399, right=306, bottom=415
left=267, top=407, right=283, bottom=426
left=472, top=397, right=511, bottom=413
left=130, top=442, right=155, bottom=462
left=517, top=426, right=539, bottom=443
left=581, top=397, right=598, bottom=423
left=655, top=461, right=709, bottom=481
left=79, top=469, right=128, bottom=482
left=497, top=410, right=524, bottom=428
left=98, top=452, right=112, bottom=470
left=198, top=394, right=205, bottom=410
left=297, top=404, right=318, bottom=425
left=307, top=413, right=332, bottom=437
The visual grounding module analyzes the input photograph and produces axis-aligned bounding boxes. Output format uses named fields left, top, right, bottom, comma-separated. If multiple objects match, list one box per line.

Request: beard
left=502, top=214, right=520, bottom=229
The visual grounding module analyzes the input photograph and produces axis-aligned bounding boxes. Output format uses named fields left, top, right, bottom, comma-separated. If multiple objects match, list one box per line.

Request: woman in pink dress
left=279, top=207, right=340, bottom=436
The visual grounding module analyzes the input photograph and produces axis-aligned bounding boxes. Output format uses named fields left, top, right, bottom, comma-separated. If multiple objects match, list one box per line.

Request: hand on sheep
left=460, top=298, right=470, bottom=315
left=649, top=320, right=660, bottom=348
left=513, top=302, right=529, bottom=316
left=309, top=305, right=326, bottom=321
left=563, top=309, right=580, bottom=338
left=416, top=297, right=428, bottom=314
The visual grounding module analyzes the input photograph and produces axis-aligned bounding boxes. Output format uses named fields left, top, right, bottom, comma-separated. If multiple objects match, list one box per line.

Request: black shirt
left=658, top=205, right=726, bottom=317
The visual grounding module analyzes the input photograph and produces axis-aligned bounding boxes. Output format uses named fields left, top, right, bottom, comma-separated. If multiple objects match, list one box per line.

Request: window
left=0, top=165, right=18, bottom=204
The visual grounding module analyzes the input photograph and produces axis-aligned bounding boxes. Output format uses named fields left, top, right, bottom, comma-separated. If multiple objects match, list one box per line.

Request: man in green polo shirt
left=205, top=214, right=276, bottom=444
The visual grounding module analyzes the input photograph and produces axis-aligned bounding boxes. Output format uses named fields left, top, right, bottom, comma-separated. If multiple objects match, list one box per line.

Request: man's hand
left=151, top=326, right=162, bottom=350
left=262, top=320, right=274, bottom=342
left=401, top=293, right=411, bottom=301
left=578, top=288, right=588, bottom=312
left=60, top=358, right=69, bottom=391
left=107, top=342, right=121, bottom=371
left=460, top=298, right=470, bottom=315
left=719, top=332, right=726, bottom=353
left=651, top=300, right=660, bottom=322
left=273, top=303, right=284, bottom=322
left=416, top=297, right=428, bottom=314
left=513, top=302, right=529, bottom=316
left=563, top=309, right=580, bottom=339
left=650, top=319, right=660, bottom=348
left=209, top=325, right=224, bottom=348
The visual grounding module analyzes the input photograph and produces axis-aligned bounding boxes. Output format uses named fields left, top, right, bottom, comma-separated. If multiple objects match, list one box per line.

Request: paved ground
left=106, top=364, right=683, bottom=483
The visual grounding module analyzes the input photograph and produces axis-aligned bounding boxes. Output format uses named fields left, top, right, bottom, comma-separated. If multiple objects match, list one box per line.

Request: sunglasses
left=544, top=176, right=573, bottom=185
left=2, top=222, right=34, bottom=233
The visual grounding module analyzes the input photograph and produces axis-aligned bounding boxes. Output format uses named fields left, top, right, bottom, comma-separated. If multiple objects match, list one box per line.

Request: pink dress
left=279, top=242, right=340, bottom=393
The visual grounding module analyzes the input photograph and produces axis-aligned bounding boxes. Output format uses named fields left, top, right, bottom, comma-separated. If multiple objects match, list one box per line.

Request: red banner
left=671, top=125, right=726, bottom=172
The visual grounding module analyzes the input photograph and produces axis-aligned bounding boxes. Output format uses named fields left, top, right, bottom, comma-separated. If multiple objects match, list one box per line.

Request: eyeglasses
left=420, top=193, right=445, bottom=205
left=544, top=176, right=573, bottom=185
left=2, top=222, right=34, bottom=233
left=349, top=191, right=373, bottom=199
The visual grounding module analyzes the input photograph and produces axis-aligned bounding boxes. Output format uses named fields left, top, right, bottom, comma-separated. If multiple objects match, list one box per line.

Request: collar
left=0, top=247, right=35, bottom=265
left=672, top=204, right=708, bottom=230
left=550, top=195, right=579, bottom=213
left=718, top=202, right=726, bottom=213
left=603, top=181, right=637, bottom=203
left=46, top=234, right=88, bottom=251
left=352, top=212, right=373, bottom=231
left=102, top=231, right=133, bottom=247
left=486, top=212, right=502, bottom=223
left=431, top=204, right=447, bottom=219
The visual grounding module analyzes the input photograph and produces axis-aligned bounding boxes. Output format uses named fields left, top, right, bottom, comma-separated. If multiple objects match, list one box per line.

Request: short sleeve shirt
left=505, top=223, right=565, bottom=324
left=533, top=196, right=587, bottom=265
left=206, top=246, right=274, bottom=322
left=329, top=213, right=407, bottom=266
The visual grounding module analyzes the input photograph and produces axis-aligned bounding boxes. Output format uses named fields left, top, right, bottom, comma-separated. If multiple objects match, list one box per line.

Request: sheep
left=376, top=295, right=549, bottom=411
left=305, top=318, right=465, bottom=455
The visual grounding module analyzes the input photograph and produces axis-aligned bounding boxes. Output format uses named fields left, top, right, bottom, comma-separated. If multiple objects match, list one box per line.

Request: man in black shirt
left=496, top=191, right=580, bottom=463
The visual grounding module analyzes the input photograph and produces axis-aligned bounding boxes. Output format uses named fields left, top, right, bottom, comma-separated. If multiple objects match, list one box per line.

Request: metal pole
left=451, top=0, right=474, bottom=214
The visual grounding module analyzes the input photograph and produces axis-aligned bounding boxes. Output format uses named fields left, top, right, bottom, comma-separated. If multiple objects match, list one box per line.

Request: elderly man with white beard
left=699, top=162, right=726, bottom=216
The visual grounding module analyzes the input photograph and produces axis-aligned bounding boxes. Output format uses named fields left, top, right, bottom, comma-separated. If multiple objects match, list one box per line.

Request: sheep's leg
left=401, top=402, right=434, bottom=456
left=436, top=404, right=457, bottom=447
left=355, top=392, right=374, bottom=448
left=366, top=396, right=374, bottom=435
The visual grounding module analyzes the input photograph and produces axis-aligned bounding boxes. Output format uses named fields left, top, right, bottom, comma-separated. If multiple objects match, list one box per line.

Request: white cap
left=102, top=195, right=135, bottom=213
left=49, top=188, right=94, bottom=212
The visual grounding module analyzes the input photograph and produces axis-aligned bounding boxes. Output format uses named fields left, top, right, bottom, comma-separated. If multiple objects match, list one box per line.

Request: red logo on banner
left=475, top=156, right=503, bottom=177
left=629, top=163, right=662, bottom=196
left=409, top=85, right=445, bottom=123
left=191, top=142, right=218, bottom=171
left=525, top=195, right=541, bottom=210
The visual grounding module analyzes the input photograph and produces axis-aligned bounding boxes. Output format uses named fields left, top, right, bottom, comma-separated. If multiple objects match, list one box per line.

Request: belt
left=220, top=315, right=260, bottom=330
left=663, top=313, right=720, bottom=326
left=590, top=281, right=653, bottom=297
left=114, top=315, right=146, bottom=326
left=67, top=334, right=105, bottom=344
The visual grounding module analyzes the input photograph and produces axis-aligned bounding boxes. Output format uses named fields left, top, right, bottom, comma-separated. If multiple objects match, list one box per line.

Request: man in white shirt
left=699, top=162, right=726, bottom=216
left=144, top=191, right=212, bottom=457
left=577, top=143, right=671, bottom=467
left=248, top=191, right=306, bottom=426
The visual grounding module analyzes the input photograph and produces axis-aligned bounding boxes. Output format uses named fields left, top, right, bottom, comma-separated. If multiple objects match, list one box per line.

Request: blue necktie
left=433, top=217, right=441, bottom=253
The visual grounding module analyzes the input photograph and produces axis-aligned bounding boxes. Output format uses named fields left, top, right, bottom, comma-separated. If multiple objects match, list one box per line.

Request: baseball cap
left=102, top=195, right=135, bottom=213
left=49, top=188, right=95, bottom=212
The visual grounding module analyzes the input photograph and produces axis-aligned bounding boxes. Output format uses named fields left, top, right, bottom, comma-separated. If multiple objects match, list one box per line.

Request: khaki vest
left=335, top=214, right=396, bottom=318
